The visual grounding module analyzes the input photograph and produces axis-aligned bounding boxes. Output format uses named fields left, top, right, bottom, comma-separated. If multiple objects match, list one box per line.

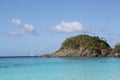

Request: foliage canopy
left=62, top=35, right=110, bottom=50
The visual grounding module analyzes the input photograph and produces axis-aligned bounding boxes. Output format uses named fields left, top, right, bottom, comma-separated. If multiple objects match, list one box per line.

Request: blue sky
left=0, top=0, right=120, bottom=56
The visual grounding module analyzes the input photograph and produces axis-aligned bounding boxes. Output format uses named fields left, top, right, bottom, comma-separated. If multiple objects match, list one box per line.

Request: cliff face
left=109, top=44, right=120, bottom=57
left=40, top=35, right=119, bottom=57
left=48, top=48, right=111, bottom=57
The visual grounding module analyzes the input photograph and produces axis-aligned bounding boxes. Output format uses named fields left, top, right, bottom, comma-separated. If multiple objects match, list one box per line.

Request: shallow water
left=0, top=57, right=120, bottom=80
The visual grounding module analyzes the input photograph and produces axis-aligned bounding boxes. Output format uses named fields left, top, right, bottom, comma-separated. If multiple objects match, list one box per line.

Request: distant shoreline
left=0, top=56, right=38, bottom=58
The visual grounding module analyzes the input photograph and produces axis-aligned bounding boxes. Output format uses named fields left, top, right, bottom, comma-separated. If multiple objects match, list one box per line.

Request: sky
left=0, top=0, right=120, bottom=56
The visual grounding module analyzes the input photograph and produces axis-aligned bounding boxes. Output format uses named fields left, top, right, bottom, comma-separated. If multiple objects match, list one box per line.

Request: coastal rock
left=108, top=44, right=120, bottom=57
left=40, top=34, right=115, bottom=57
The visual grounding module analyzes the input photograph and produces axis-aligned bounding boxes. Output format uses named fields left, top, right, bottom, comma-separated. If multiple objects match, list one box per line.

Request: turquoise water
left=0, top=57, right=120, bottom=80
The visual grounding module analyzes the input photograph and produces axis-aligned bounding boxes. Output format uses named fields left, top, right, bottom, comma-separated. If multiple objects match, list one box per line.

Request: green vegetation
left=113, top=44, right=120, bottom=53
left=40, top=34, right=120, bottom=57
left=62, top=35, right=110, bottom=51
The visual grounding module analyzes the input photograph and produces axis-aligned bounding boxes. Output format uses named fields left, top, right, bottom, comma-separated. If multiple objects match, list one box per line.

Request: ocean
left=0, top=57, right=120, bottom=80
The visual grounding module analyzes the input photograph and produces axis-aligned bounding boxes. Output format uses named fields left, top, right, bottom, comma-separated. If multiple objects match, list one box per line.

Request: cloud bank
left=52, top=21, right=86, bottom=33
left=9, top=30, right=24, bottom=36
left=7, top=19, right=38, bottom=36
left=23, top=24, right=35, bottom=32
left=11, top=19, right=21, bottom=26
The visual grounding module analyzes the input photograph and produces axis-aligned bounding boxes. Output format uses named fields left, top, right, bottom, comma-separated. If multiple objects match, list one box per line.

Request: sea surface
left=0, top=57, right=120, bottom=80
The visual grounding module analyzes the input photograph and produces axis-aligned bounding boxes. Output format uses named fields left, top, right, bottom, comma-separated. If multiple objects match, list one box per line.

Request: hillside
left=62, top=35, right=110, bottom=50
left=40, top=34, right=119, bottom=57
left=110, top=44, right=120, bottom=57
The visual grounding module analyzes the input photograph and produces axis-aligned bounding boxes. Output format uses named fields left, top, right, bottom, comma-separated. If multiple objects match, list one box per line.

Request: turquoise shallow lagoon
left=0, top=57, right=120, bottom=80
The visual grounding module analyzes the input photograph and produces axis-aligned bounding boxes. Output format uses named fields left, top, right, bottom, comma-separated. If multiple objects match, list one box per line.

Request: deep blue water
left=0, top=57, right=120, bottom=80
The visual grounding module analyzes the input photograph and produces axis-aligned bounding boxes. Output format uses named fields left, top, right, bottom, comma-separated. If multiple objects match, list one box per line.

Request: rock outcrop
left=40, top=34, right=120, bottom=57
left=108, top=44, right=120, bottom=57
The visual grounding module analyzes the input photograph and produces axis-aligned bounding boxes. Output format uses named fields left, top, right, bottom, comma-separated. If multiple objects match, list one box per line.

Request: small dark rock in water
left=3, top=66, right=8, bottom=68
left=13, top=64, right=23, bottom=67
left=101, top=60, right=106, bottom=63
left=13, top=64, right=19, bottom=66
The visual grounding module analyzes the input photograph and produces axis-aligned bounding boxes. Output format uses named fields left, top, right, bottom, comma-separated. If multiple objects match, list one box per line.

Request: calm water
left=0, top=57, right=120, bottom=80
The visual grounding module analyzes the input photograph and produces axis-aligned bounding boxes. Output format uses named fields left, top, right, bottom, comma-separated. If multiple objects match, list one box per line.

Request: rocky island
left=40, top=34, right=120, bottom=57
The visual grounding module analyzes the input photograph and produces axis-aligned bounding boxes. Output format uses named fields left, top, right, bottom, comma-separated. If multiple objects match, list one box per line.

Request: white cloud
left=23, top=24, right=35, bottom=32
left=9, top=18, right=38, bottom=36
left=52, top=21, right=85, bottom=33
left=11, top=19, right=21, bottom=26
left=9, top=30, right=24, bottom=36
